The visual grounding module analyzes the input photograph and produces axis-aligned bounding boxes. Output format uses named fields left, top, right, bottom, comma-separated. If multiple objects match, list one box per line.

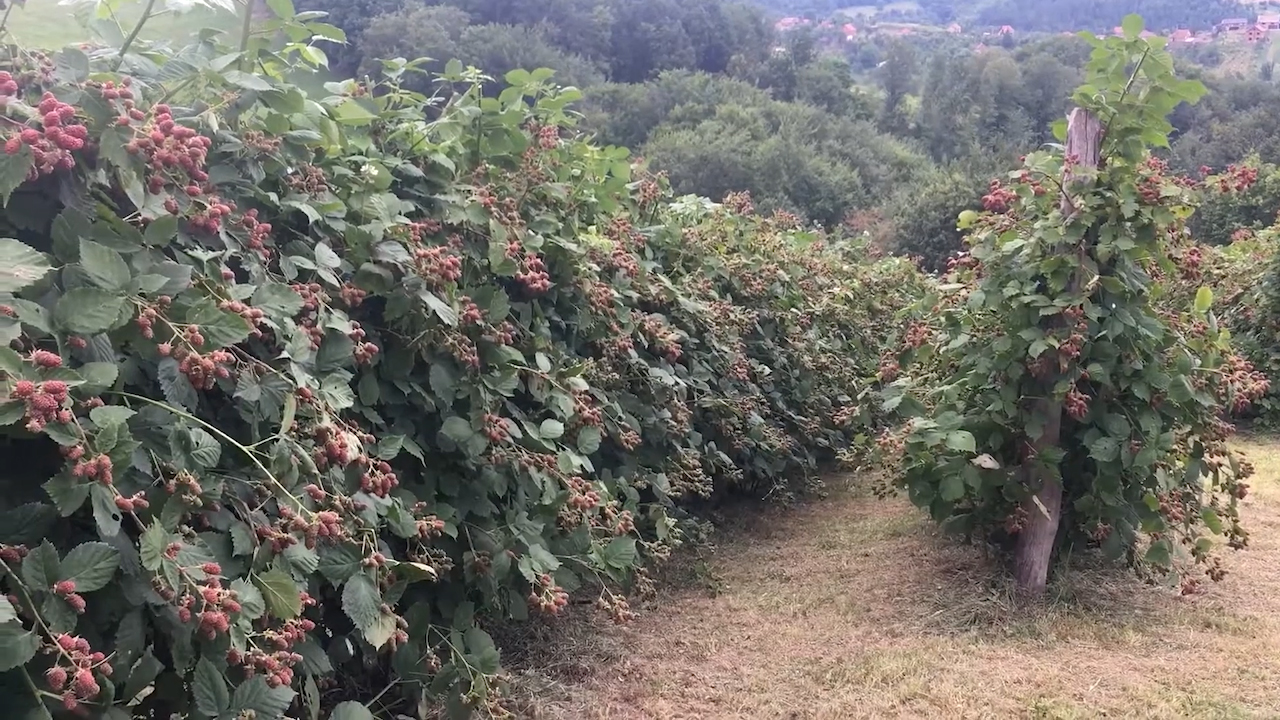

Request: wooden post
left=1013, top=107, right=1103, bottom=597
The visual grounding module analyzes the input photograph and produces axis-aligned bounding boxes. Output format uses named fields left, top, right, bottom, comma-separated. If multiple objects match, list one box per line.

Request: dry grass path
left=512, top=437, right=1280, bottom=719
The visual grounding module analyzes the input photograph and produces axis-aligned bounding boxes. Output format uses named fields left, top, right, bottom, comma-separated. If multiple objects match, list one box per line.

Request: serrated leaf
left=539, top=419, right=564, bottom=440
left=79, top=239, right=131, bottom=292
left=1194, top=286, right=1213, bottom=314
left=419, top=290, right=457, bottom=326
left=0, top=625, right=39, bottom=671
left=317, top=543, right=364, bottom=584
left=329, top=701, right=375, bottom=720
left=0, top=146, right=34, bottom=204
left=0, top=238, right=53, bottom=293
left=59, top=541, right=120, bottom=592
left=78, top=362, right=119, bottom=395
left=254, top=568, right=302, bottom=619
left=143, top=214, right=179, bottom=246
left=91, top=484, right=123, bottom=537
left=193, top=657, right=230, bottom=716
left=342, top=573, right=388, bottom=646
left=232, top=578, right=265, bottom=619
left=169, top=425, right=222, bottom=469
left=576, top=426, right=601, bottom=454
left=121, top=650, right=164, bottom=705
left=252, top=283, right=304, bottom=318
left=440, top=416, right=473, bottom=443
left=944, top=431, right=976, bottom=453
left=939, top=473, right=965, bottom=501
left=54, top=288, right=127, bottom=335
left=1088, top=436, right=1120, bottom=462
left=140, top=522, right=171, bottom=571
left=90, top=406, right=135, bottom=428
left=599, top=536, right=636, bottom=569
left=315, top=243, right=341, bottom=268
left=232, top=676, right=296, bottom=718
left=0, top=503, right=57, bottom=545
left=21, top=540, right=60, bottom=589
left=158, top=358, right=200, bottom=410
left=0, top=596, right=15, bottom=623
left=1145, top=538, right=1172, bottom=567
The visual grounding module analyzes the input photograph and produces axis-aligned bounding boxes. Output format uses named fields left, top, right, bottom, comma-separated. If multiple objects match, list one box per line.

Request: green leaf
left=140, top=521, right=171, bottom=571
left=0, top=624, right=39, bottom=671
left=1201, top=507, right=1224, bottom=534
left=0, top=503, right=57, bottom=545
left=1194, top=286, right=1213, bottom=314
left=539, top=419, right=565, bottom=440
left=91, top=484, right=123, bottom=537
left=329, top=701, right=375, bottom=720
left=79, top=239, right=131, bottom=292
left=21, top=540, right=60, bottom=589
left=143, top=214, right=179, bottom=247
left=121, top=650, right=164, bottom=705
left=193, top=657, right=230, bottom=717
left=224, top=70, right=273, bottom=91
left=0, top=597, right=15, bottom=623
left=342, top=573, right=389, bottom=647
left=1088, top=436, right=1120, bottom=463
left=317, top=543, right=364, bottom=584
left=252, top=283, right=304, bottom=318
left=944, top=431, right=976, bottom=453
left=576, top=426, right=602, bottom=455
left=231, top=676, right=296, bottom=718
left=169, top=426, right=222, bottom=470
left=440, top=416, right=473, bottom=444
left=267, top=0, right=295, bottom=19
left=0, top=146, right=34, bottom=204
left=1145, top=539, right=1172, bottom=567
left=58, top=541, right=119, bottom=592
left=54, top=288, right=126, bottom=335
left=0, top=238, right=53, bottom=293
left=939, top=473, right=966, bottom=502
left=90, top=406, right=135, bottom=428
left=599, top=536, right=636, bottom=569
left=78, top=362, right=119, bottom=395
left=1121, top=13, right=1143, bottom=37
left=254, top=568, right=303, bottom=620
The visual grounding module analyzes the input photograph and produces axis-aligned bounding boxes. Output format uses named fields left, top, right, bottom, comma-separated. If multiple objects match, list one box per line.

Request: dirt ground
left=506, top=436, right=1280, bottom=720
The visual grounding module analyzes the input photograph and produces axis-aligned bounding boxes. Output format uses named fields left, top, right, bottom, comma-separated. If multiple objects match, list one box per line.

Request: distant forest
left=752, top=0, right=1245, bottom=31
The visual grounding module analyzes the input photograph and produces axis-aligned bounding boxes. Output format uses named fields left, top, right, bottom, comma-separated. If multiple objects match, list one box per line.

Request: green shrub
left=0, top=4, right=923, bottom=718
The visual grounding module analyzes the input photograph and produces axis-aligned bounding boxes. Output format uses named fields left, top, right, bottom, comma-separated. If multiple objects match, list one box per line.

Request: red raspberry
left=53, top=579, right=76, bottom=595
left=45, top=667, right=68, bottom=691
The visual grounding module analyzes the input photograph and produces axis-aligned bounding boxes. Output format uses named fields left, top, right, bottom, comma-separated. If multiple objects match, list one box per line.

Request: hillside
left=753, top=0, right=1246, bottom=31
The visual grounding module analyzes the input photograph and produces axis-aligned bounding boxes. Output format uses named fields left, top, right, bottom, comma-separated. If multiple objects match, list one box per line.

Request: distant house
left=1170, top=28, right=1194, bottom=43
left=974, top=42, right=989, bottom=53
left=1112, top=26, right=1125, bottom=36
left=998, top=25, right=1014, bottom=35
left=1219, top=17, right=1249, bottom=33
left=947, top=23, right=963, bottom=34
left=1246, top=23, right=1268, bottom=42
left=774, top=17, right=809, bottom=31
left=842, top=23, right=858, bottom=40
left=1259, top=12, right=1280, bottom=30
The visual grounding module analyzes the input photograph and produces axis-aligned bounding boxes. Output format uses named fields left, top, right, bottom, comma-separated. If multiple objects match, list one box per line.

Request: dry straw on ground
left=506, top=437, right=1280, bottom=719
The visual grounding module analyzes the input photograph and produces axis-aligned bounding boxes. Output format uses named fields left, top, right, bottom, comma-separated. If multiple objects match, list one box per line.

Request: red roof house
left=1246, top=23, right=1268, bottom=42
left=1170, top=28, right=1193, bottom=43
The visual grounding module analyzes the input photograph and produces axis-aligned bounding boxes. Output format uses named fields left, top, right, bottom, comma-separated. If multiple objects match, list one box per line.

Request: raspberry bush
left=0, top=1, right=918, bottom=717
left=881, top=20, right=1269, bottom=595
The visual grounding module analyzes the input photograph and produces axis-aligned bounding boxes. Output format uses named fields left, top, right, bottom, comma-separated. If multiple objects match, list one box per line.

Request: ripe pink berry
left=53, top=579, right=76, bottom=595
left=45, top=667, right=68, bottom=691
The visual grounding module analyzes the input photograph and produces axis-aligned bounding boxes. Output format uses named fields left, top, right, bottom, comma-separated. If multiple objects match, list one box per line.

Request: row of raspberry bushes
left=0, top=20, right=924, bottom=720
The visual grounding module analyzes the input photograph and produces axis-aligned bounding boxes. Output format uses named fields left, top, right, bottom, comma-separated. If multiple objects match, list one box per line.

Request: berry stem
left=114, top=0, right=160, bottom=71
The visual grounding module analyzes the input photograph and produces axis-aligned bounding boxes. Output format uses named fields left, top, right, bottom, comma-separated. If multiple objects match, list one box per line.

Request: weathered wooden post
left=1013, top=107, right=1103, bottom=596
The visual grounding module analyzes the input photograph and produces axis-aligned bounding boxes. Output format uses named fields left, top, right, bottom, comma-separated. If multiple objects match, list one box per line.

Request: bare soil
left=507, top=437, right=1280, bottom=719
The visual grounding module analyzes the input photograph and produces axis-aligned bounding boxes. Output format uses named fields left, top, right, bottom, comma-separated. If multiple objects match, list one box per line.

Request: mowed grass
left=511, top=436, right=1280, bottom=719
left=2, top=1, right=240, bottom=50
